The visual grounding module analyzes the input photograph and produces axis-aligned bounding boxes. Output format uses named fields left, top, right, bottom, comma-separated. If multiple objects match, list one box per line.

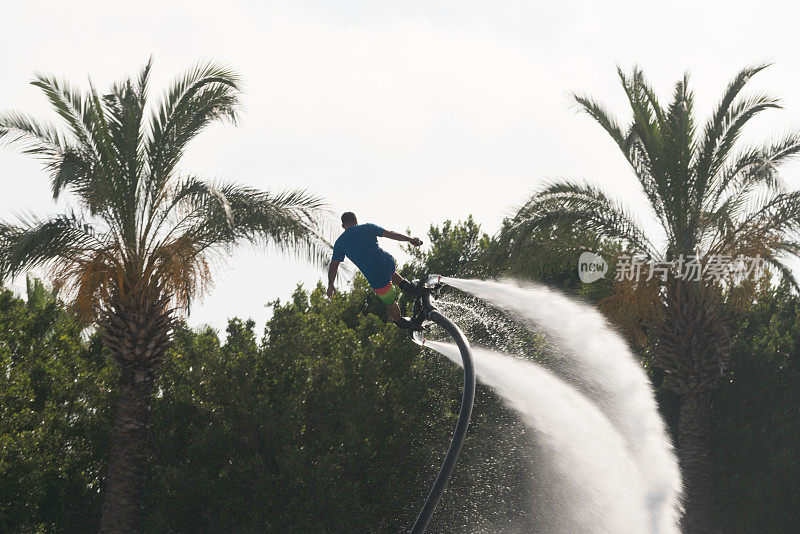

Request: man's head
left=341, top=211, right=357, bottom=229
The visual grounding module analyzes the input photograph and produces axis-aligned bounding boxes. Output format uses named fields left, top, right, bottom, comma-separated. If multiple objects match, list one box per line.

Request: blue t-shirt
left=332, top=223, right=396, bottom=288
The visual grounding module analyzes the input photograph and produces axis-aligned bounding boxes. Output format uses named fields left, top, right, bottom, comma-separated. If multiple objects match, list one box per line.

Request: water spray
left=418, top=277, right=681, bottom=533
left=404, top=276, right=681, bottom=532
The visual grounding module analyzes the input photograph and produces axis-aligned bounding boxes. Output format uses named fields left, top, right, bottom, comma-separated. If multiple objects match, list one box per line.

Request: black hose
left=410, top=309, right=476, bottom=533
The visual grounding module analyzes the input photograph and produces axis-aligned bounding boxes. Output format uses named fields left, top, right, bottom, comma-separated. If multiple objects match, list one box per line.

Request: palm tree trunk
left=678, top=387, right=714, bottom=534
left=99, top=364, right=155, bottom=533
left=654, top=281, right=728, bottom=534
left=98, top=288, right=173, bottom=533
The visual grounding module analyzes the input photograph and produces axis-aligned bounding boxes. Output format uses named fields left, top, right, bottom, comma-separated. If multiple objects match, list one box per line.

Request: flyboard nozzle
left=409, top=275, right=445, bottom=330
left=423, top=274, right=442, bottom=288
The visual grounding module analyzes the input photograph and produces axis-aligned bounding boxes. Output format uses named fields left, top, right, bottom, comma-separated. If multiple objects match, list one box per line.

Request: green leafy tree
left=406, top=216, right=492, bottom=278
left=504, top=64, right=800, bottom=531
left=0, top=60, right=329, bottom=532
left=712, top=283, right=800, bottom=532
left=25, top=274, right=58, bottom=309
left=141, top=280, right=535, bottom=532
left=0, top=283, right=116, bottom=533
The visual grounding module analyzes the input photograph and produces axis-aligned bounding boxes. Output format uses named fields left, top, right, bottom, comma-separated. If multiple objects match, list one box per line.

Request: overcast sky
left=2, top=0, right=800, bottom=335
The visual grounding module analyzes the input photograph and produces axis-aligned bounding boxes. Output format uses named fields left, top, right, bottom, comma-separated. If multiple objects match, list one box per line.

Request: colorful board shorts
left=374, top=282, right=399, bottom=305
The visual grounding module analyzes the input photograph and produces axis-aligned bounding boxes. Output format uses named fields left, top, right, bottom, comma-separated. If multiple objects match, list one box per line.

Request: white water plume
left=422, top=278, right=682, bottom=533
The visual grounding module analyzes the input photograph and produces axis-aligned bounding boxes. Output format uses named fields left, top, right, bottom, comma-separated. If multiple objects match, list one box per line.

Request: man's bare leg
left=391, top=272, right=419, bottom=295
left=387, top=302, right=402, bottom=322
left=384, top=273, right=421, bottom=330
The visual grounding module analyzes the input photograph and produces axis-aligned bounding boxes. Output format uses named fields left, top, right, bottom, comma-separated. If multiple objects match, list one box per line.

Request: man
left=327, top=211, right=423, bottom=330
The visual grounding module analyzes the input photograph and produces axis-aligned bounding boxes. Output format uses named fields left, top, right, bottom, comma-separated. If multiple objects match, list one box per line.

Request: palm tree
left=504, top=64, right=800, bottom=532
left=0, top=59, right=329, bottom=532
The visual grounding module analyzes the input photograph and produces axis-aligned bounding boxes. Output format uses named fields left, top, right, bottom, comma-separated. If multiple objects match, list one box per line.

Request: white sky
left=2, top=0, right=800, bottom=334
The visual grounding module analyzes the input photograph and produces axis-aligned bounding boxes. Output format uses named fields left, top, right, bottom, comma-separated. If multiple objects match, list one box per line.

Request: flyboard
left=405, top=275, right=476, bottom=534
left=408, top=274, right=445, bottom=347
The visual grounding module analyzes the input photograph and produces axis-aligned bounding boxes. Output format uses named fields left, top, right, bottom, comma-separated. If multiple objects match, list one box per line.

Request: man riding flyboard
left=326, top=211, right=424, bottom=331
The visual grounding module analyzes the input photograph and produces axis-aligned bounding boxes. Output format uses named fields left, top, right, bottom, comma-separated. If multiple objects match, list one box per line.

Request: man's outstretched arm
left=327, top=260, right=340, bottom=298
left=382, top=229, right=423, bottom=247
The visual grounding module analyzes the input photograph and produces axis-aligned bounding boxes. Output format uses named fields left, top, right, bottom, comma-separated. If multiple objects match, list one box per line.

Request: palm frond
left=632, top=67, right=667, bottom=128
left=0, top=212, right=110, bottom=278
left=618, top=67, right=677, bottom=230
left=212, top=184, right=330, bottom=261
left=136, top=56, right=153, bottom=109
left=707, top=93, right=781, bottom=180
left=760, top=254, right=800, bottom=291
left=143, top=175, right=236, bottom=251
left=664, top=73, right=696, bottom=234
left=28, top=74, right=124, bottom=216
left=712, top=190, right=800, bottom=255
left=665, top=73, right=695, bottom=171
left=573, top=91, right=669, bottom=231
left=0, top=111, right=65, bottom=156
left=147, top=233, right=211, bottom=313
left=618, top=67, right=664, bottom=144
left=572, top=94, right=626, bottom=147
left=141, top=182, right=329, bottom=311
left=102, top=73, right=151, bottom=245
left=146, top=62, right=241, bottom=193
left=693, top=63, right=775, bottom=187
left=30, top=74, right=100, bottom=164
left=512, top=181, right=658, bottom=258
left=705, top=132, right=800, bottom=219
left=598, top=275, right=663, bottom=346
